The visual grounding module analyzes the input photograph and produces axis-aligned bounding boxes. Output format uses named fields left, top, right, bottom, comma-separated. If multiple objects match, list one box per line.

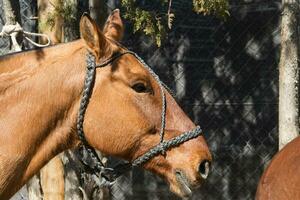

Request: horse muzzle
left=171, top=160, right=211, bottom=198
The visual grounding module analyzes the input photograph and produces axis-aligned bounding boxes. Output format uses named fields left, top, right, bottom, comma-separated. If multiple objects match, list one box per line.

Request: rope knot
left=0, top=22, right=51, bottom=49
left=0, top=23, right=23, bottom=37
left=158, top=142, right=167, bottom=156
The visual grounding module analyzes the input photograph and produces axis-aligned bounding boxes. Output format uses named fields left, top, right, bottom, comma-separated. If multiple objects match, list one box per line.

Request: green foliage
left=41, top=0, right=229, bottom=47
left=193, top=0, right=229, bottom=18
left=121, top=0, right=169, bottom=46
left=121, top=0, right=229, bottom=47
left=39, top=0, right=77, bottom=31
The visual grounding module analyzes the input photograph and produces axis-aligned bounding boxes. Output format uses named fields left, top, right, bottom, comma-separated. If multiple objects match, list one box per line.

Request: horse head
left=79, top=10, right=212, bottom=198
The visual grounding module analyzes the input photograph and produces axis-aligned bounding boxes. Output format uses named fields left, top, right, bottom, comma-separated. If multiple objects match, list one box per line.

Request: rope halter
left=77, top=51, right=203, bottom=186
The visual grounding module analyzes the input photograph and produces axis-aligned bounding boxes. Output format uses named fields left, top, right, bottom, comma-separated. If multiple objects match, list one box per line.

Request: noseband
left=77, top=51, right=203, bottom=186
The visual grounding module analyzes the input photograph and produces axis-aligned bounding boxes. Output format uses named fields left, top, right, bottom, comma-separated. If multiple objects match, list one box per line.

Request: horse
left=0, top=9, right=212, bottom=199
left=256, top=136, right=300, bottom=200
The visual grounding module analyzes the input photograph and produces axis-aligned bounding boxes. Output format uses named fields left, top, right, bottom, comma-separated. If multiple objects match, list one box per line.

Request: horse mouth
left=174, top=170, right=193, bottom=198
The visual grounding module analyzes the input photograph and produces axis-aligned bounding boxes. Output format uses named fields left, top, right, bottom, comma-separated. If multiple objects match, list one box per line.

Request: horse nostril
left=198, top=160, right=210, bottom=180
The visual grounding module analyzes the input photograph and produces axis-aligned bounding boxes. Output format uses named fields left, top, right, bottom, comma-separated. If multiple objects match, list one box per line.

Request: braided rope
left=76, top=51, right=203, bottom=186
left=132, top=126, right=202, bottom=166
left=127, top=52, right=167, bottom=144
left=77, top=54, right=114, bottom=186
left=77, top=53, right=96, bottom=144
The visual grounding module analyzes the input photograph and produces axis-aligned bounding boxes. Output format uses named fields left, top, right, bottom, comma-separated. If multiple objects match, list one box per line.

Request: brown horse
left=256, top=136, right=300, bottom=200
left=0, top=10, right=212, bottom=199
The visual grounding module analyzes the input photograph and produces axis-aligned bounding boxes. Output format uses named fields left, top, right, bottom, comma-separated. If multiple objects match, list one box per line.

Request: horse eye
left=132, top=82, right=148, bottom=93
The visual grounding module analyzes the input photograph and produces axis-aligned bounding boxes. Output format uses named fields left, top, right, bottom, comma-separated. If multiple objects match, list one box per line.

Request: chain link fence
left=0, top=0, right=37, bottom=55
left=2, top=0, right=281, bottom=199
left=0, top=0, right=10, bottom=55
left=112, top=1, right=281, bottom=199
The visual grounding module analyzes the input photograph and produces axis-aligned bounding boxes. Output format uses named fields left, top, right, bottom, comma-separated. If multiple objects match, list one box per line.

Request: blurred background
left=0, top=0, right=285, bottom=199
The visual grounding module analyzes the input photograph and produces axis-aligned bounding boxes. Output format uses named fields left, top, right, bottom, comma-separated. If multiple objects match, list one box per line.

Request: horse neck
left=3, top=42, right=86, bottom=75
left=0, top=40, right=86, bottom=197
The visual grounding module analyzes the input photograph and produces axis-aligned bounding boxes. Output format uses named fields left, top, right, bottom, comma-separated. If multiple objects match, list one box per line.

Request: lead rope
left=0, top=23, right=51, bottom=50
left=77, top=51, right=203, bottom=186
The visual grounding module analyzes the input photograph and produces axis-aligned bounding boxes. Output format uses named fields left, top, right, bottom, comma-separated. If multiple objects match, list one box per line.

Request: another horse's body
left=256, top=136, right=300, bottom=200
left=0, top=10, right=212, bottom=199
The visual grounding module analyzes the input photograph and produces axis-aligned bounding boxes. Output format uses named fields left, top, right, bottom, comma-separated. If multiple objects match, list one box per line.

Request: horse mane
left=0, top=40, right=84, bottom=94
left=0, top=41, right=78, bottom=64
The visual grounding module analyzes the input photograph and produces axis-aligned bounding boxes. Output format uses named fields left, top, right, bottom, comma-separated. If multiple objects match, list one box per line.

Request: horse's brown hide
left=0, top=11, right=212, bottom=199
left=256, top=136, right=300, bottom=200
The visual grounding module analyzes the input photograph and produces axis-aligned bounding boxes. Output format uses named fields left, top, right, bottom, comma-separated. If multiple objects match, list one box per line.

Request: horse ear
left=103, top=9, right=124, bottom=41
left=80, top=13, right=109, bottom=58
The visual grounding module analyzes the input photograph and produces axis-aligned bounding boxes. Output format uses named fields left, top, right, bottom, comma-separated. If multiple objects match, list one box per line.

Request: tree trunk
left=32, top=1, right=65, bottom=200
left=279, top=0, right=299, bottom=150
left=38, top=0, right=64, bottom=44
left=40, top=156, right=65, bottom=200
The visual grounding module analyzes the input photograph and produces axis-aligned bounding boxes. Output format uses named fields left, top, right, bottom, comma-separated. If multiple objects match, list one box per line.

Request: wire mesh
left=114, top=1, right=280, bottom=199
left=3, top=0, right=281, bottom=199
left=0, top=0, right=10, bottom=55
